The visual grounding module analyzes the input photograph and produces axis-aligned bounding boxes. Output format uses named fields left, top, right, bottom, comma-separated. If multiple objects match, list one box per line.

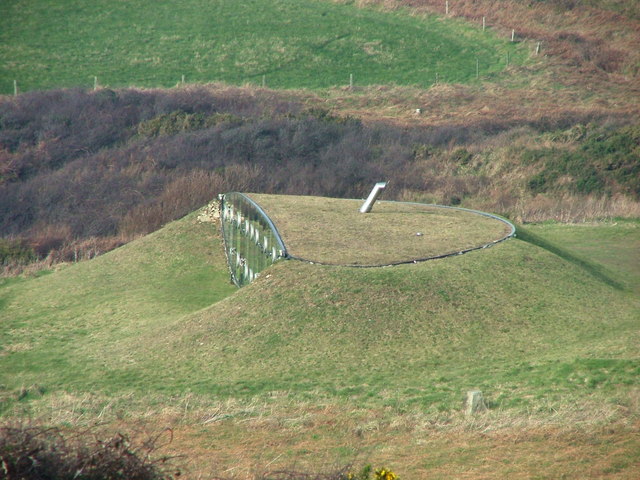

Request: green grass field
left=0, top=0, right=525, bottom=94
left=1, top=199, right=638, bottom=477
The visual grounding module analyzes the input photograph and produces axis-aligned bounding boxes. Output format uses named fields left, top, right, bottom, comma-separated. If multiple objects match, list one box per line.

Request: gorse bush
left=257, top=465, right=399, bottom=480
left=136, top=111, right=245, bottom=138
left=525, top=124, right=640, bottom=197
left=343, top=465, right=399, bottom=480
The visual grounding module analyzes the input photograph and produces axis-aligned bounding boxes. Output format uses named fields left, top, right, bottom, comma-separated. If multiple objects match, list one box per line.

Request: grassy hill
left=0, top=210, right=236, bottom=402
left=1, top=198, right=638, bottom=477
left=0, top=0, right=524, bottom=93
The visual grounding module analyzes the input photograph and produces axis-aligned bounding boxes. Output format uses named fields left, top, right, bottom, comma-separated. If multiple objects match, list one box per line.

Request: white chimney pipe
left=360, top=182, right=388, bottom=213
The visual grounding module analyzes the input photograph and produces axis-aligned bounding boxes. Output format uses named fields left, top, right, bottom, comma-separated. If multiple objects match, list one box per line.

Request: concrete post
left=466, top=390, right=487, bottom=415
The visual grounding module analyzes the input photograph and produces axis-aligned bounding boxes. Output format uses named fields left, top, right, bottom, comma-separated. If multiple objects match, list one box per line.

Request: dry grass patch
left=249, top=194, right=511, bottom=265
left=45, top=400, right=639, bottom=480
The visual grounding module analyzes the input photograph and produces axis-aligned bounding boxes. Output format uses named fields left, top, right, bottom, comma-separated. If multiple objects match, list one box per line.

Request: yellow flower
left=375, top=467, right=398, bottom=480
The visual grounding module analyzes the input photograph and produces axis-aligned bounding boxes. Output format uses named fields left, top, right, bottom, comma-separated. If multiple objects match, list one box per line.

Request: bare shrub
left=0, top=235, right=130, bottom=277
left=119, top=170, right=226, bottom=237
left=0, top=423, right=179, bottom=480
left=26, top=224, right=73, bottom=258
left=592, top=47, right=625, bottom=74
left=53, top=235, right=130, bottom=262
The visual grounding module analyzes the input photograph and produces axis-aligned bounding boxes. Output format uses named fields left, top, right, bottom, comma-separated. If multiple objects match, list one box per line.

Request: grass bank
left=0, top=210, right=236, bottom=406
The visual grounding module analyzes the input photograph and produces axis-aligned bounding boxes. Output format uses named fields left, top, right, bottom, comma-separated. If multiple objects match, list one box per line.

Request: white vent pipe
left=359, top=182, right=388, bottom=213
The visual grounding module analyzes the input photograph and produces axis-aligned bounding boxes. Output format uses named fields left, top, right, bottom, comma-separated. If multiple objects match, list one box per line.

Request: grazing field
left=0, top=0, right=524, bottom=94
left=1, top=199, right=638, bottom=478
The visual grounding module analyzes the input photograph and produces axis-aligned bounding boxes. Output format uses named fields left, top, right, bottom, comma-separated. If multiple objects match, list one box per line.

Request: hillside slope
left=0, top=210, right=236, bottom=406
left=136, top=229, right=638, bottom=410
left=1, top=201, right=639, bottom=478
left=2, top=205, right=637, bottom=413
